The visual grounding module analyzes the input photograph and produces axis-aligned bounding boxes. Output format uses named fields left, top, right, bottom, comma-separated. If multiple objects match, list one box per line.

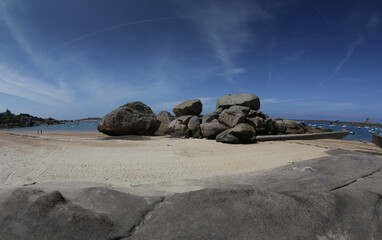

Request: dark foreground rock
left=373, top=134, right=382, bottom=148
left=97, top=101, right=160, bottom=136
left=133, top=188, right=380, bottom=240
left=131, top=150, right=382, bottom=240
left=1, top=151, right=381, bottom=239
left=0, top=187, right=163, bottom=240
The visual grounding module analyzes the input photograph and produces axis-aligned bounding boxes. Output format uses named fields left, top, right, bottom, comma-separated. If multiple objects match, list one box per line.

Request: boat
left=342, top=125, right=347, bottom=128
left=372, top=134, right=382, bottom=148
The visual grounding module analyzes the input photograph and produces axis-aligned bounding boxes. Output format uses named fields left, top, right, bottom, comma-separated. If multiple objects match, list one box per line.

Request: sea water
left=4, top=120, right=100, bottom=132
left=4, top=120, right=381, bottom=142
left=303, top=121, right=382, bottom=142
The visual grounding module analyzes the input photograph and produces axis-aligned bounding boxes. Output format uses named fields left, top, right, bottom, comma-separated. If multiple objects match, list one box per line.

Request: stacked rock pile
left=167, top=99, right=203, bottom=138
left=166, top=94, right=321, bottom=144
left=98, top=94, right=322, bottom=143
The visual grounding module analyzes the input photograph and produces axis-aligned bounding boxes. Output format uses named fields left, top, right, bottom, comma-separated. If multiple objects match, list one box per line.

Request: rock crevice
left=330, top=167, right=382, bottom=192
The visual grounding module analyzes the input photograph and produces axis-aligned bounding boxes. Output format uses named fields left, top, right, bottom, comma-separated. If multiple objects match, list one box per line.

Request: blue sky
left=0, top=0, right=381, bottom=122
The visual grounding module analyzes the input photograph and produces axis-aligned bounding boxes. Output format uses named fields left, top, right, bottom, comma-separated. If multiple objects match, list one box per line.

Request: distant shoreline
left=303, top=119, right=382, bottom=128
left=0, top=118, right=100, bottom=130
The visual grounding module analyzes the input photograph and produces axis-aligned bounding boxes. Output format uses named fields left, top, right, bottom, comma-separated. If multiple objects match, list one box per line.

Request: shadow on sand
left=97, top=135, right=154, bottom=141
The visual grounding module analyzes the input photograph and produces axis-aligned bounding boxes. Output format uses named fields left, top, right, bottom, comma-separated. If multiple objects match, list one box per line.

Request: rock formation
left=96, top=94, right=325, bottom=142
left=173, top=99, right=202, bottom=117
left=165, top=94, right=324, bottom=144
left=216, top=93, right=260, bottom=111
left=155, top=111, right=175, bottom=135
left=216, top=123, right=256, bottom=144
left=97, top=101, right=160, bottom=136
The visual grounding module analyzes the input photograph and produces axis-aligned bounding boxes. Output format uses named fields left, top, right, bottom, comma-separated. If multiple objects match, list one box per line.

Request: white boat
left=342, top=125, right=347, bottom=128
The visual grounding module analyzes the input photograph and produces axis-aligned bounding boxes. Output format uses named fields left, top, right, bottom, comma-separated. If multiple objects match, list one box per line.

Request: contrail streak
left=333, top=36, right=364, bottom=75
left=316, top=8, right=334, bottom=31
left=50, top=16, right=179, bottom=53
left=16, top=16, right=179, bottom=71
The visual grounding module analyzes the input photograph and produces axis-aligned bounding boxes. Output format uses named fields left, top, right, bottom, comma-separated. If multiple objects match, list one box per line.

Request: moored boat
left=372, top=134, right=382, bottom=148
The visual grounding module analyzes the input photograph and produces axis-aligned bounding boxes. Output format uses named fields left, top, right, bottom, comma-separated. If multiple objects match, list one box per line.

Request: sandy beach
left=0, top=131, right=330, bottom=190
left=1, top=130, right=379, bottom=193
left=1, top=130, right=382, bottom=240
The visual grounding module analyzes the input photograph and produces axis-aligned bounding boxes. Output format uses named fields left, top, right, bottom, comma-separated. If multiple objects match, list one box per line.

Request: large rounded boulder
left=200, top=120, right=228, bottom=139
left=97, top=101, right=160, bottom=136
left=216, top=93, right=260, bottom=111
left=216, top=123, right=256, bottom=144
left=155, top=111, right=175, bottom=135
left=173, top=99, right=202, bottom=117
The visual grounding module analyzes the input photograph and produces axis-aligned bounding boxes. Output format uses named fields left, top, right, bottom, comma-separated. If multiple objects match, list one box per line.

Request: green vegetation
left=0, top=109, right=44, bottom=124
left=0, top=109, right=60, bottom=128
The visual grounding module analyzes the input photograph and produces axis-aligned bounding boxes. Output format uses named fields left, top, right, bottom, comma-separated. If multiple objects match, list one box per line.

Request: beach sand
left=1, top=131, right=380, bottom=193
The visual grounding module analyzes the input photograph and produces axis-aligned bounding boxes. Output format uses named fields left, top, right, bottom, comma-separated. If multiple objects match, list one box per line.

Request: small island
left=0, top=109, right=63, bottom=129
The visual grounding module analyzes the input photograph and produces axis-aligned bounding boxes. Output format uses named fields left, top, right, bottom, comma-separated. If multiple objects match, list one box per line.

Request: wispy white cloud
left=151, top=101, right=182, bottom=112
left=262, top=98, right=300, bottom=104
left=366, top=13, right=379, bottom=31
left=0, top=64, right=73, bottom=105
left=151, top=97, right=215, bottom=114
left=0, top=4, right=181, bottom=118
left=182, top=0, right=271, bottom=82
left=0, top=6, right=76, bottom=105
left=333, top=36, right=364, bottom=75
left=283, top=50, right=305, bottom=63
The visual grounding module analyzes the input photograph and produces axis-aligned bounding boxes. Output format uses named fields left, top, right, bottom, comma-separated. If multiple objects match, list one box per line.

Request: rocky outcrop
left=200, top=120, right=228, bottom=139
left=188, top=116, right=202, bottom=138
left=173, top=99, right=202, bottom=117
left=219, top=106, right=250, bottom=128
left=168, top=115, right=202, bottom=138
left=97, top=94, right=328, bottom=142
left=155, top=111, right=175, bottom=136
left=0, top=187, right=163, bottom=240
left=216, top=93, right=260, bottom=111
left=97, top=101, right=160, bottom=136
left=165, top=94, right=329, bottom=144
left=216, top=123, right=256, bottom=144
